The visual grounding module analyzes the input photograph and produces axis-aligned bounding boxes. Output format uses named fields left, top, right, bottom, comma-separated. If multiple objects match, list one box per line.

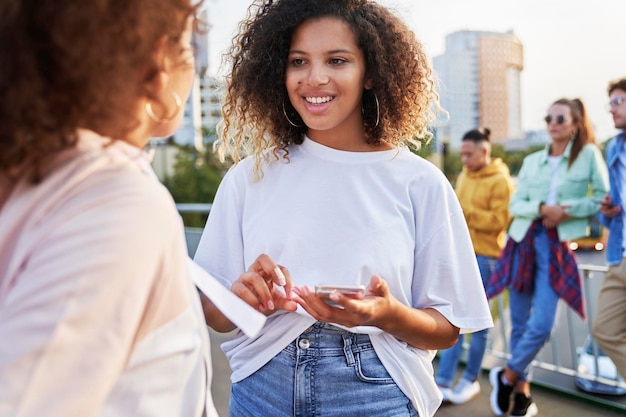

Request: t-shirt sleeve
left=411, top=174, right=494, bottom=334
left=193, top=167, right=246, bottom=288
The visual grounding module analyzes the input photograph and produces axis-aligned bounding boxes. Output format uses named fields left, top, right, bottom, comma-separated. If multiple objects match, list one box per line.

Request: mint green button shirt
left=508, top=141, right=609, bottom=242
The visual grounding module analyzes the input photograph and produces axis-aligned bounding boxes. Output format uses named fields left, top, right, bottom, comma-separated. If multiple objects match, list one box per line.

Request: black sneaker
left=510, top=393, right=538, bottom=417
left=489, top=367, right=514, bottom=415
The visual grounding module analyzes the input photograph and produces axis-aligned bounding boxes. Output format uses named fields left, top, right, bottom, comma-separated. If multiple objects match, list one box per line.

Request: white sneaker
left=450, top=378, right=481, bottom=404
left=438, top=385, right=453, bottom=402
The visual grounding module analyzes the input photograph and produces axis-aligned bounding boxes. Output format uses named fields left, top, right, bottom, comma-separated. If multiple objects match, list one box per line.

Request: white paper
left=188, top=258, right=266, bottom=338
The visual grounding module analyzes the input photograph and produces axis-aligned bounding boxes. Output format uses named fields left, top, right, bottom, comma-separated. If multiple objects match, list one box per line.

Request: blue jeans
left=507, top=224, right=560, bottom=381
left=436, top=255, right=493, bottom=386
left=229, top=322, right=419, bottom=417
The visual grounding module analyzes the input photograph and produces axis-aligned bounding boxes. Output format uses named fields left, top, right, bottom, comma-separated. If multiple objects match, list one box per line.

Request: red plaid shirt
left=486, top=219, right=585, bottom=320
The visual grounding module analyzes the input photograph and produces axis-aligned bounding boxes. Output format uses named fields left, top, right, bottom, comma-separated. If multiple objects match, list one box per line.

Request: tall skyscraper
left=177, top=74, right=224, bottom=145
left=433, top=30, right=524, bottom=148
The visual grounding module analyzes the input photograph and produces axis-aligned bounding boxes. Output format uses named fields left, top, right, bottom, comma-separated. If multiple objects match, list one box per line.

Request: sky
left=203, top=0, right=626, bottom=142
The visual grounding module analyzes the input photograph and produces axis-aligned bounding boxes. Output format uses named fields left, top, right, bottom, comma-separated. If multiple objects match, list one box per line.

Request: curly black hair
left=216, top=0, right=440, bottom=175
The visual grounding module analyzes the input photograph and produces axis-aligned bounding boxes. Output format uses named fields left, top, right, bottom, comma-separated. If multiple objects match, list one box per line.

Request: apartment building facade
left=433, top=30, right=524, bottom=148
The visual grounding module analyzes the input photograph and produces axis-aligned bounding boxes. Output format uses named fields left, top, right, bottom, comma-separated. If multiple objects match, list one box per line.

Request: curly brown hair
left=215, top=0, right=440, bottom=176
left=0, top=0, right=201, bottom=182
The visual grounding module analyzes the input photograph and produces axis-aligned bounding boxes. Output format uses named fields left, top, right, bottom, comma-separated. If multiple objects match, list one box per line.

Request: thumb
left=368, top=274, right=387, bottom=296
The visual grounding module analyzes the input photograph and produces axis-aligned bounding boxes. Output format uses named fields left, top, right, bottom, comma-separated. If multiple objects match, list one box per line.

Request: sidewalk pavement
left=433, top=368, right=625, bottom=417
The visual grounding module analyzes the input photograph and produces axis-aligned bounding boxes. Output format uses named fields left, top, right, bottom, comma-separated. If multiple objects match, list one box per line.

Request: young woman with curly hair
left=0, top=1, right=220, bottom=415
left=194, top=1, right=493, bottom=416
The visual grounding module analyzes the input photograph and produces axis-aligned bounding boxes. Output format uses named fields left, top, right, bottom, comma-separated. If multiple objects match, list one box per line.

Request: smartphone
left=593, top=198, right=613, bottom=208
left=315, top=284, right=366, bottom=307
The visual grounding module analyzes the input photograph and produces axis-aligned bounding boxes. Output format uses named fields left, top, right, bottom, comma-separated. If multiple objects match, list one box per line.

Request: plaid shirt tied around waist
left=485, top=219, right=585, bottom=320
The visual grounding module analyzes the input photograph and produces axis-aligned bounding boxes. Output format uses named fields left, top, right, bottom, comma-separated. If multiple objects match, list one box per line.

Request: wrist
left=372, top=297, right=402, bottom=332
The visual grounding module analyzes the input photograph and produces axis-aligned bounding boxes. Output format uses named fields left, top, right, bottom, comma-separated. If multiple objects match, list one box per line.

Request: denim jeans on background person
left=436, top=255, right=494, bottom=387
left=507, top=224, right=560, bottom=381
left=229, top=321, right=419, bottom=417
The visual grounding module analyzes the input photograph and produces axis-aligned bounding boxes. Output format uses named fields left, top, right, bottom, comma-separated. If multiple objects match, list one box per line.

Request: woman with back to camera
left=193, top=1, right=493, bottom=416
left=0, top=1, right=219, bottom=416
left=486, top=98, right=609, bottom=417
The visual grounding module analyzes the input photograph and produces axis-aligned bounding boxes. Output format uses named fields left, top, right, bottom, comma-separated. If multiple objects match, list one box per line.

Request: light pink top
left=0, top=130, right=217, bottom=417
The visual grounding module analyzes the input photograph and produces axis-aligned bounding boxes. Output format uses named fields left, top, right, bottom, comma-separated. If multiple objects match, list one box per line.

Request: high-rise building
left=176, top=74, right=224, bottom=147
left=433, top=30, right=524, bottom=148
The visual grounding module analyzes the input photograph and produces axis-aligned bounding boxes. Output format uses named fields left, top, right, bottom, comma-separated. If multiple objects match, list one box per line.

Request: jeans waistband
left=285, top=321, right=372, bottom=358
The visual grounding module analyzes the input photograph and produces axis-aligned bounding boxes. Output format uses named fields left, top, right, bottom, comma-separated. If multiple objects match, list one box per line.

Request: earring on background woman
left=146, top=89, right=182, bottom=123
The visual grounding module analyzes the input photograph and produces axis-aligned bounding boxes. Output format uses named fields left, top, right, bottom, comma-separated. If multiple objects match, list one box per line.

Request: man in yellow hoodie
left=436, top=127, right=514, bottom=405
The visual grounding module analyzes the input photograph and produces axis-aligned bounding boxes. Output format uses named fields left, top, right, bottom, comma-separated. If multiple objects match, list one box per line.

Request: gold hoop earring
left=282, top=101, right=303, bottom=128
left=146, top=90, right=182, bottom=123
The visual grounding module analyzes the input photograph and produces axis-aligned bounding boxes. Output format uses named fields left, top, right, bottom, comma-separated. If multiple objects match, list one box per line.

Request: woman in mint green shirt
left=486, top=98, right=609, bottom=417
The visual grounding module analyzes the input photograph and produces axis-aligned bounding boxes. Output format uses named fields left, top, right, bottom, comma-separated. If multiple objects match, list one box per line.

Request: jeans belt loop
left=342, top=334, right=356, bottom=366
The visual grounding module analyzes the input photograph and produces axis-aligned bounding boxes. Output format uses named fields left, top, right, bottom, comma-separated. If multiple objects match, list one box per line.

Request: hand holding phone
left=315, top=284, right=365, bottom=307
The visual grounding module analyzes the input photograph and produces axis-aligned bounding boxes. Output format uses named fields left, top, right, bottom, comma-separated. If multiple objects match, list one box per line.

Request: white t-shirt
left=194, top=136, right=493, bottom=417
left=0, top=130, right=217, bottom=417
left=546, top=155, right=563, bottom=205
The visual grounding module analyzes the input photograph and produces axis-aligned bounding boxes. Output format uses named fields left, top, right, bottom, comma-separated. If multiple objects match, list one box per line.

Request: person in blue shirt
left=486, top=98, right=609, bottom=417
left=592, top=77, right=626, bottom=379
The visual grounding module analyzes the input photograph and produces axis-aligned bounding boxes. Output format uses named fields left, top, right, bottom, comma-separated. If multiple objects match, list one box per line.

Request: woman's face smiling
left=286, top=17, right=370, bottom=150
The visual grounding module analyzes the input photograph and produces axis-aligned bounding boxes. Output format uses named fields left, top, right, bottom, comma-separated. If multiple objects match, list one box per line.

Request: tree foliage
left=438, top=143, right=545, bottom=186
left=162, top=144, right=228, bottom=227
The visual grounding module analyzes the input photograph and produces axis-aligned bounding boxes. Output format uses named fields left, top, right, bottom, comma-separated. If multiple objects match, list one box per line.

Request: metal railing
left=176, top=204, right=212, bottom=257
left=484, top=263, right=626, bottom=411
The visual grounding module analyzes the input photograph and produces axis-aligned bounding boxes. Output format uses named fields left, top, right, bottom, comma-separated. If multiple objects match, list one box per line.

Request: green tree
left=442, top=148, right=463, bottom=184
left=437, top=142, right=545, bottom=185
left=503, top=145, right=544, bottom=176
left=162, top=143, right=228, bottom=227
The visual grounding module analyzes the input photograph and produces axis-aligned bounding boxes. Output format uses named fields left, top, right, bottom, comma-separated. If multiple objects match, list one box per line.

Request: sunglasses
left=544, top=114, right=567, bottom=124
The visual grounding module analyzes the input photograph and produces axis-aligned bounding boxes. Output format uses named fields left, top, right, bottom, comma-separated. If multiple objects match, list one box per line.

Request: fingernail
left=274, top=267, right=286, bottom=286
left=267, top=300, right=275, bottom=311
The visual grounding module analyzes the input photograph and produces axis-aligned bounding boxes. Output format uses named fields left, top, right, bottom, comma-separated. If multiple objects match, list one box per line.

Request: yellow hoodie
left=455, top=158, right=514, bottom=258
